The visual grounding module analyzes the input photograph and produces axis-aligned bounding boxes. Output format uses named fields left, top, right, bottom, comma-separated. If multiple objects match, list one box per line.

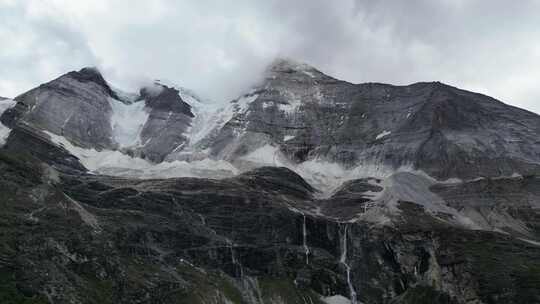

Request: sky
left=0, top=0, right=539, bottom=113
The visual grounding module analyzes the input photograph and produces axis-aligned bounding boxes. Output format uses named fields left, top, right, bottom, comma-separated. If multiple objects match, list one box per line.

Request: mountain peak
left=268, top=58, right=317, bottom=72
left=65, top=67, right=119, bottom=99
left=265, top=58, right=326, bottom=80
left=268, top=58, right=314, bottom=70
left=68, top=66, right=104, bottom=81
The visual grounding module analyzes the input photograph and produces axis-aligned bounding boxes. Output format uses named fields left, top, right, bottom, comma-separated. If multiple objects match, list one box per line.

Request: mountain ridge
left=0, top=59, right=539, bottom=304
left=2, top=61, right=540, bottom=185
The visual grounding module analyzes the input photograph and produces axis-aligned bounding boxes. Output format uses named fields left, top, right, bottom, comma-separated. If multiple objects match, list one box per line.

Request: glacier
left=109, top=98, right=149, bottom=148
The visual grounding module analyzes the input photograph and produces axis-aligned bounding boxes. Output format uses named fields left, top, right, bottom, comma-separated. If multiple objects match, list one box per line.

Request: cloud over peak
left=1, top=0, right=539, bottom=113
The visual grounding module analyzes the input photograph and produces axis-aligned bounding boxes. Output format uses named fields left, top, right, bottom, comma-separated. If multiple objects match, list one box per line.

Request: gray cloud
left=0, top=1, right=98, bottom=96
left=0, top=0, right=539, bottom=113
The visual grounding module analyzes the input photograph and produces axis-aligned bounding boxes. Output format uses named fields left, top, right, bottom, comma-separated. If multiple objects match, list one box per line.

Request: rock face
left=0, top=149, right=539, bottom=304
left=0, top=70, right=196, bottom=163
left=206, top=59, right=540, bottom=180
left=0, top=60, right=539, bottom=304
left=136, top=84, right=194, bottom=162
left=1, top=68, right=118, bottom=150
left=431, top=176, right=540, bottom=238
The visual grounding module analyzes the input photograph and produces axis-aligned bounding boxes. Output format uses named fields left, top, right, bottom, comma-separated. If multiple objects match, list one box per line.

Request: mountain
left=1, top=67, right=119, bottom=149
left=0, top=60, right=539, bottom=304
left=206, top=59, right=540, bottom=180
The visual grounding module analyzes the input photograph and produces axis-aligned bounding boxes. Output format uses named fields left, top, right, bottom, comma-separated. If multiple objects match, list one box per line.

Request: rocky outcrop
left=3, top=123, right=86, bottom=173
left=0, top=149, right=538, bottom=304
left=0, top=70, right=199, bottom=163
left=0, top=67, right=118, bottom=150
left=1, top=59, right=540, bottom=304
left=205, top=59, right=540, bottom=180
left=431, top=175, right=540, bottom=239
left=136, top=84, right=194, bottom=162
left=6, top=61, right=540, bottom=181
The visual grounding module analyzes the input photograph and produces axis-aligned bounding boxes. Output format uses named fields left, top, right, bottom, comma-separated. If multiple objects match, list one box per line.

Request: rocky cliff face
left=206, top=59, right=540, bottom=180
left=136, top=84, right=194, bottom=162
left=1, top=68, right=118, bottom=149
left=0, top=60, right=539, bottom=304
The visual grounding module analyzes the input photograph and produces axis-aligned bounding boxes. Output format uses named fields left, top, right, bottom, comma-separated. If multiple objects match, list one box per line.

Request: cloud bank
left=0, top=0, right=539, bottom=113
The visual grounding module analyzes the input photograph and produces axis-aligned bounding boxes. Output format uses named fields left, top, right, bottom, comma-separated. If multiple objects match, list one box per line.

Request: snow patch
left=0, top=123, right=12, bottom=146
left=41, top=129, right=505, bottom=232
left=302, top=70, right=316, bottom=78
left=278, top=99, right=301, bottom=114
left=151, top=80, right=229, bottom=150
left=184, top=101, right=225, bottom=147
left=375, top=130, right=391, bottom=140
left=284, top=135, right=295, bottom=141
left=0, top=98, right=16, bottom=113
left=109, top=98, right=149, bottom=147
left=294, top=160, right=402, bottom=197
left=176, top=93, right=259, bottom=152
left=240, top=144, right=280, bottom=166
left=322, top=295, right=353, bottom=304
left=518, top=238, right=540, bottom=247
left=261, top=101, right=270, bottom=109
left=277, top=89, right=304, bottom=114
left=233, top=94, right=259, bottom=114
left=44, top=131, right=237, bottom=179
left=0, top=98, right=16, bottom=146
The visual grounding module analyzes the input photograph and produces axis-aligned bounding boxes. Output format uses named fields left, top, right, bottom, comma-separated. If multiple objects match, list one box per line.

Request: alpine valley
left=0, top=59, right=539, bottom=304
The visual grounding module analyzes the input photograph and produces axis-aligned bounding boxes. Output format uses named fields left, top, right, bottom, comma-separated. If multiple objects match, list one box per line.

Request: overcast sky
left=1, top=0, right=539, bottom=113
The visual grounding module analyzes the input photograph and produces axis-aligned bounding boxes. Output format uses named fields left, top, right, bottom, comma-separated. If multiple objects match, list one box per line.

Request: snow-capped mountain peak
left=3, top=60, right=540, bottom=207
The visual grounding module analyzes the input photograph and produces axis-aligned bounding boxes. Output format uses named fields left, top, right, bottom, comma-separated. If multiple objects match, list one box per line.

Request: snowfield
left=43, top=129, right=493, bottom=231
left=26, top=77, right=529, bottom=235
left=109, top=98, right=149, bottom=147
left=44, top=131, right=238, bottom=179
left=0, top=98, right=16, bottom=146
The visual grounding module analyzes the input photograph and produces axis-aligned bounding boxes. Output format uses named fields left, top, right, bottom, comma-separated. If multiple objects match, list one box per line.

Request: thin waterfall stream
left=303, top=214, right=310, bottom=264
left=340, top=224, right=357, bottom=304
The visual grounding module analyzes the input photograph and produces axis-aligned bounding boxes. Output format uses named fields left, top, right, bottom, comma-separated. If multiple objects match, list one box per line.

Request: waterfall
left=242, top=276, right=264, bottom=304
left=198, top=214, right=206, bottom=226
left=303, top=214, right=310, bottom=265
left=340, top=224, right=357, bottom=304
left=229, top=242, right=244, bottom=278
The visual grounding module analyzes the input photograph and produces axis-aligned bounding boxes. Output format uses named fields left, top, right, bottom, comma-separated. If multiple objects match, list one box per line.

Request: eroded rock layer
left=0, top=60, right=539, bottom=303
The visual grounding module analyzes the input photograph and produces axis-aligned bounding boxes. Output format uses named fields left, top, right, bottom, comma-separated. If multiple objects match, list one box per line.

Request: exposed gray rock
left=0, top=150, right=538, bottom=304
left=7, top=60, right=540, bottom=183
left=135, top=83, right=194, bottom=162
left=431, top=175, right=540, bottom=238
left=1, top=59, right=540, bottom=304
left=0, top=71, right=197, bottom=163
left=1, top=67, right=118, bottom=150
left=3, top=123, right=86, bottom=173
left=206, top=58, right=540, bottom=180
